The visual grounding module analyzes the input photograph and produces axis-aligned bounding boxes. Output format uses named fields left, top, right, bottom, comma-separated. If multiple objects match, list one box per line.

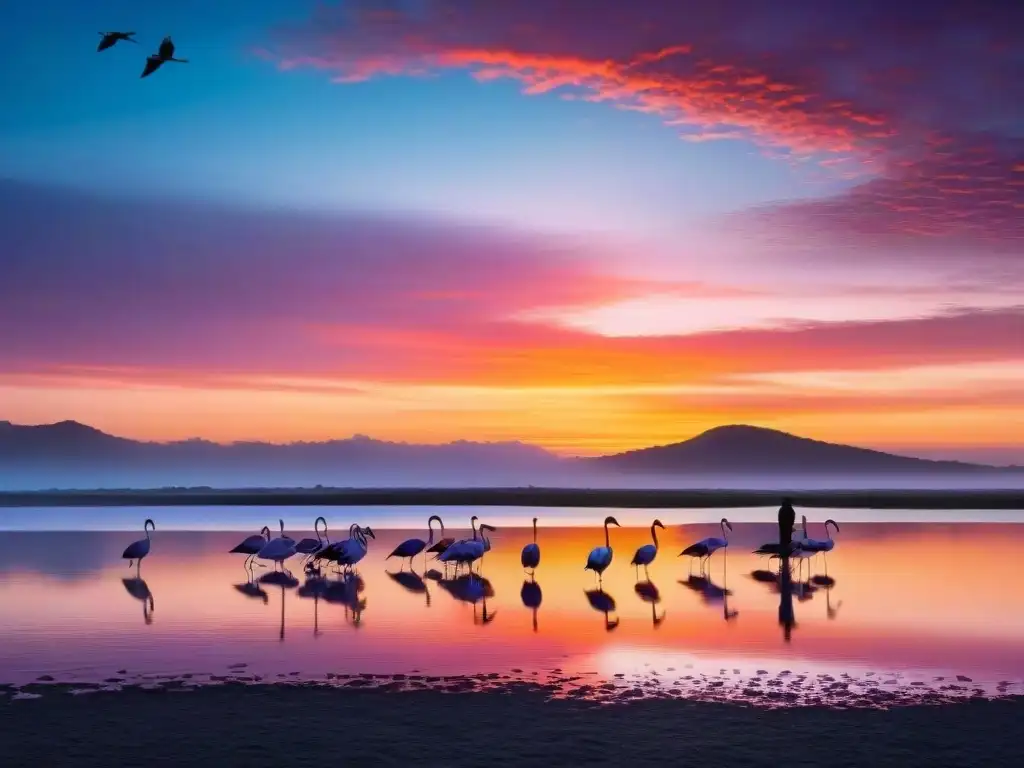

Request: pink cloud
left=266, top=0, right=1024, bottom=257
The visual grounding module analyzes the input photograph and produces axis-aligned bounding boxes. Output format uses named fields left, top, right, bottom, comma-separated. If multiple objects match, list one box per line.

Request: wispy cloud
left=267, top=0, right=1024, bottom=268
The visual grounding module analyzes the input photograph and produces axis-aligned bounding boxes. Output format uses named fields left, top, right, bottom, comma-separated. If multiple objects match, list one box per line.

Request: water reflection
left=297, top=574, right=329, bottom=636
left=679, top=573, right=738, bottom=623
left=584, top=588, right=619, bottom=631
left=121, top=577, right=154, bottom=625
left=387, top=569, right=431, bottom=607
left=438, top=574, right=497, bottom=625
left=321, top=572, right=366, bottom=627
left=520, top=578, right=542, bottom=632
left=233, top=578, right=269, bottom=605
left=256, top=571, right=298, bottom=641
left=634, top=580, right=665, bottom=627
left=779, top=563, right=795, bottom=642
left=3, top=522, right=1024, bottom=688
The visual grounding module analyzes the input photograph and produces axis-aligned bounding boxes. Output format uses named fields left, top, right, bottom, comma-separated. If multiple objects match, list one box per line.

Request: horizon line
left=2, top=418, right=1021, bottom=468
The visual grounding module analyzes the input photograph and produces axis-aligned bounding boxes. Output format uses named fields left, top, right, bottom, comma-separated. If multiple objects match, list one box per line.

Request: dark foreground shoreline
left=1, top=486, right=1022, bottom=509
left=3, top=684, right=1024, bottom=767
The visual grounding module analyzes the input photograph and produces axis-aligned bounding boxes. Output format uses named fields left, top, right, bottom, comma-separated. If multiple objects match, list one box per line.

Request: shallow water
left=2, top=507, right=1024, bottom=706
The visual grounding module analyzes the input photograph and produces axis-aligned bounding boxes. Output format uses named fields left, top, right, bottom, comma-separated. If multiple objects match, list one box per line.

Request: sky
left=0, top=0, right=1022, bottom=462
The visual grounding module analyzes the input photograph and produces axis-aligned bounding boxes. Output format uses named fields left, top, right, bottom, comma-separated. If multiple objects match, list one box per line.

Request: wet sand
left=3, top=683, right=1023, bottom=767
left=2, top=486, right=1022, bottom=508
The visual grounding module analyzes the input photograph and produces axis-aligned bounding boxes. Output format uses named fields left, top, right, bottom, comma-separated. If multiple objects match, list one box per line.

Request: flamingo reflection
left=584, top=588, right=619, bottom=631
left=520, top=578, right=542, bottom=632
left=438, top=574, right=497, bottom=624
left=678, top=573, right=738, bottom=622
left=259, top=570, right=298, bottom=641
left=747, top=565, right=819, bottom=601
left=121, top=577, right=154, bottom=625
left=387, top=569, right=431, bottom=607
left=297, top=575, right=329, bottom=636
left=634, top=580, right=665, bottom=627
left=233, top=577, right=269, bottom=605
left=322, top=572, right=366, bottom=627
left=811, top=574, right=842, bottom=620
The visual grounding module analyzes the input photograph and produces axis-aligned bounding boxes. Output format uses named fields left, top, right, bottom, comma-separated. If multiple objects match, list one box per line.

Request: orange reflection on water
left=1, top=522, right=1024, bottom=687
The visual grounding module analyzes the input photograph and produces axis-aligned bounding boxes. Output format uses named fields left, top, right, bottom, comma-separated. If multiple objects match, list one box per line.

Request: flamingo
left=801, top=519, right=840, bottom=556
left=520, top=517, right=541, bottom=574
left=439, top=524, right=496, bottom=576
left=229, top=525, right=271, bottom=570
left=424, top=516, right=456, bottom=560
left=97, top=31, right=137, bottom=52
left=121, top=518, right=155, bottom=573
left=256, top=519, right=297, bottom=573
left=434, top=515, right=479, bottom=574
left=294, top=517, right=329, bottom=559
left=141, top=36, right=189, bottom=78
left=679, top=518, right=732, bottom=573
left=309, top=524, right=358, bottom=570
left=387, top=514, right=443, bottom=570
left=630, top=519, right=665, bottom=579
left=334, top=525, right=375, bottom=571
left=584, top=516, right=620, bottom=582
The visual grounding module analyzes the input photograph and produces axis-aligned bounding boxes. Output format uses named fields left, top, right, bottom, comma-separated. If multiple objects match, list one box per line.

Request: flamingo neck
left=650, top=523, right=659, bottom=549
left=604, top=523, right=611, bottom=548
left=532, top=519, right=537, bottom=543
left=720, top=521, right=729, bottom=543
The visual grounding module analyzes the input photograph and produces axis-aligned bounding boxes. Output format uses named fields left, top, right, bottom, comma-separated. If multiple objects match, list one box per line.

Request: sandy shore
left=3, top=683, right=1024, bottom=767
left=2, top=486, right=1022, bottom=509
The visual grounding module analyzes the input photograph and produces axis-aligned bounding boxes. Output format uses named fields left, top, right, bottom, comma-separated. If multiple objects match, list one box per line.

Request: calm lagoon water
left=2, top=505, right=1023, bottom=704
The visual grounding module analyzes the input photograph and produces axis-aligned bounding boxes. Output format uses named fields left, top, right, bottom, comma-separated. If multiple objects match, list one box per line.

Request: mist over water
left=1, top=505, right=1021, bottom=531
left=3, top=470, right=1023, bottom=493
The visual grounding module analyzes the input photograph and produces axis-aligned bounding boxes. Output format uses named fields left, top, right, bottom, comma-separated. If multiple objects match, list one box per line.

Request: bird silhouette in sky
left=141, top=36, right=189, bottom=78
left=97, top=31, right=138, bottom=52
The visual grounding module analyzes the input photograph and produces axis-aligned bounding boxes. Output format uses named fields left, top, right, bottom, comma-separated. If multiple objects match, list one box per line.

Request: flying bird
left=141, top=36, right=189, bottom=78
left=98, top=31, right=137, bottom=52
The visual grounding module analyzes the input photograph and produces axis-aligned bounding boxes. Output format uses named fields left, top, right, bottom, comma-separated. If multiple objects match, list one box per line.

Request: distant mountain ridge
left=0, top=419, right=1017, bottom=490
left=586, top=424, right=1005, bottom=474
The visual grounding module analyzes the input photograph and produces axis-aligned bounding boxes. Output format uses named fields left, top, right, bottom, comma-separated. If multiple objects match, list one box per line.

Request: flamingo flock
left=122, top=507, right=840, bottom=581
left=120, top=505, right=840, bottom=633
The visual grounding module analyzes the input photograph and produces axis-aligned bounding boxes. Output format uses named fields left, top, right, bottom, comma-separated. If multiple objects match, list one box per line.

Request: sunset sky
left=1, top=0, right=1022, bottom=462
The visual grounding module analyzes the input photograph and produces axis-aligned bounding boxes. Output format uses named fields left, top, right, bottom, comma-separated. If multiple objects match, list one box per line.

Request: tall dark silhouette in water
left=778, top=498, right=795, bottom=641
left=778, top=498, right=795, bottom=550
left=97, top=32, right=137, bottom=52
left=141, top=36, right=189, bottom=78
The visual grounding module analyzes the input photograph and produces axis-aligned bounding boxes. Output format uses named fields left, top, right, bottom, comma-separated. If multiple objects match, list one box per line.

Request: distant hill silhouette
left=587, top=424, right=1001, bottom=475
left=0, top=420, right=1017, bottom=490
left=0, top=420, right=564, bottom=489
